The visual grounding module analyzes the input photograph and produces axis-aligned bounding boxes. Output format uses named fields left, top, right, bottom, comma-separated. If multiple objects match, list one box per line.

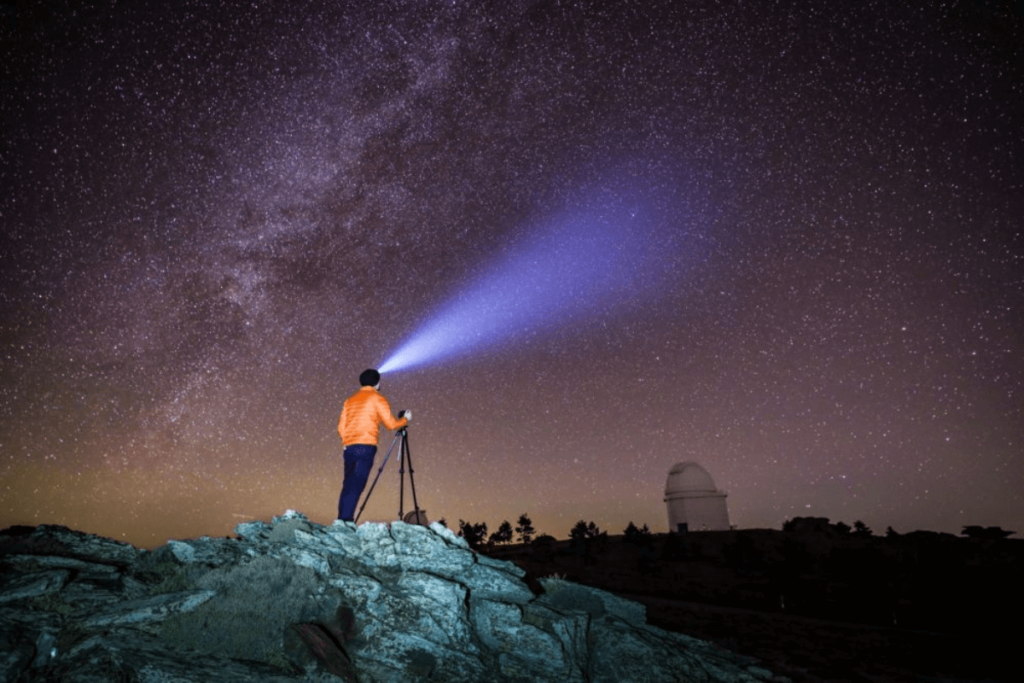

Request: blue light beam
left=378, top=189, right=687, bottom=375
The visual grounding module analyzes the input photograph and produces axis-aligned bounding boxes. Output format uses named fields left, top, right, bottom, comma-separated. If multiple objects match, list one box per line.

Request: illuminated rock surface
left=0, top=513, right=787, bottom=682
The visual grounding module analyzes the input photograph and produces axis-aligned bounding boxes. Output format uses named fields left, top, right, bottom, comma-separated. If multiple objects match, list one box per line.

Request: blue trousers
left=338, top=445, right=377, bottom=521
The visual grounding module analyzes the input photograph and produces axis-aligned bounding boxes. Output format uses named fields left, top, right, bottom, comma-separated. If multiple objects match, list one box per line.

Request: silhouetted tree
left=833, top=521, right=851, bottom=535
left=532, top=534, right=556, bottom=561
left=782, top=517, right=832, bottom=534
left=961, top=525, right=1015, bottom=539
left=489, top=520, right=513, bottom=545
left=853, top=520, right=872, bottom=537
left=623, top=522, right=656, bottom=573
left=569, top=520, right=590, bottom=563
left=885, top=526, right=899, bottom=538
left=515, top=513, right=535, bottom=544
left=569, top=520, right=607, bottom=542
left=569, top=520, right=608, bottom=564
left=437, top=518, right=447, bottom=528
left=623, top=522, right=652, bottom=544
left=458, top=520, right=488, bottom=550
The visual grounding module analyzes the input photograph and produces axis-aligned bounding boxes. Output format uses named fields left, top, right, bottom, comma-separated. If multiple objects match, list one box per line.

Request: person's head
left=359, top=368, right=381, bottom=388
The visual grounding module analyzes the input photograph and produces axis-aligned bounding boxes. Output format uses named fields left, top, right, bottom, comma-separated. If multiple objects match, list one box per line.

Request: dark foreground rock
left=0, top=513, right=788, bottom=682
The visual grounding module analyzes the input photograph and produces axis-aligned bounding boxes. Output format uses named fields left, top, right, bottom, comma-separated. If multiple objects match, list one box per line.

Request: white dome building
left=664, top=462, right=730, bottom=532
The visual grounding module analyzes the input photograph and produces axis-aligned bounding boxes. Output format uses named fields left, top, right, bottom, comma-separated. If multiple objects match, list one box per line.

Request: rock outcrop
left=0, top=512, right=787, bottom=682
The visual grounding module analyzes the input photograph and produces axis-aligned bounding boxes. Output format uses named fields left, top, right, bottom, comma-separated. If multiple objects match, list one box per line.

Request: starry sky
left=2, top=1, right=1022, bottom=549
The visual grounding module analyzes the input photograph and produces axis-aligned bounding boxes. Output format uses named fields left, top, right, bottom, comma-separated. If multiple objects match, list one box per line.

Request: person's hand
left=403, top=410, right=412, bottom=422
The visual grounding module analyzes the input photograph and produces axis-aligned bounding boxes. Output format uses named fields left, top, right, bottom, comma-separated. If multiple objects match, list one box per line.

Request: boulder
left=0, top=514, right=789, bottom=682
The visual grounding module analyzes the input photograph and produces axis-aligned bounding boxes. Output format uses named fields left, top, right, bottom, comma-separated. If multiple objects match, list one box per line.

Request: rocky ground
left=0, top=516, right=791, bottom=683
left=484, top=528, right=1019, bottom=683
left=3, top=517, right=1016, bottom=682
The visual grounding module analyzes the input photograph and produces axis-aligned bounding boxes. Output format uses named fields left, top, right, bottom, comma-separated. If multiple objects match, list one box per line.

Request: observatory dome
left=665, top=461, right=717, bottom=495
left=664, top=461, right=730, bottom=532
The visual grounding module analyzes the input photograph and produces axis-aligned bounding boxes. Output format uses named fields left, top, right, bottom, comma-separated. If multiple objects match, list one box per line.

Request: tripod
left=354, top=426, right=423, bottom=524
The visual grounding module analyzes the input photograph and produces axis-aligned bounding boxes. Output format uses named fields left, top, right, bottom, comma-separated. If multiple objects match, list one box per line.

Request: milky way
left=2, top=1, right=1021, bottom=548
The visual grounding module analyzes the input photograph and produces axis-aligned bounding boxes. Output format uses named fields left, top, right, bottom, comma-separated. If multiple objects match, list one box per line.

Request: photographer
left=336, top=368, right=411, bottom=521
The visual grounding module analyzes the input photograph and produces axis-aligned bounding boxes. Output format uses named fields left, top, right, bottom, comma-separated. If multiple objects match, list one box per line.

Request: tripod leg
left=404, top=431, right=423, bottom=524
left=397, top=430, right=406, bottom=520
left=355, top=433, right=400, bottom=523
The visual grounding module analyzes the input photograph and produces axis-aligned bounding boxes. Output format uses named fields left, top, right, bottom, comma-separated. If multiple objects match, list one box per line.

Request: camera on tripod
left=355, top=413, right=428, bottom=526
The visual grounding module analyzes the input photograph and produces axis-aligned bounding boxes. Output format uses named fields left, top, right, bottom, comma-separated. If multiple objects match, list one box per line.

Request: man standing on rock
left=337, top=368, right=411, bottom=522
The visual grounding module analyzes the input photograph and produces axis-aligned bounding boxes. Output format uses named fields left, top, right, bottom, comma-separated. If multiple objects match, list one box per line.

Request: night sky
left=2, top=1, right=1021, bottom=549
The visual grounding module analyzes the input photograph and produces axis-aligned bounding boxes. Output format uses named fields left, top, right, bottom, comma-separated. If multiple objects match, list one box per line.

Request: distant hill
left=481, top=525, right=1021, bottom=682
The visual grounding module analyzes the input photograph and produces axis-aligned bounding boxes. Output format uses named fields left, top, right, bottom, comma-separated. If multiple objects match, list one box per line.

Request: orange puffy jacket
left=338, top=386, right=408, bottom=446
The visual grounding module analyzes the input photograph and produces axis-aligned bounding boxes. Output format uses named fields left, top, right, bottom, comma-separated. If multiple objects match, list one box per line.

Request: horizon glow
left=378, top=188, right=689, bottom=375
